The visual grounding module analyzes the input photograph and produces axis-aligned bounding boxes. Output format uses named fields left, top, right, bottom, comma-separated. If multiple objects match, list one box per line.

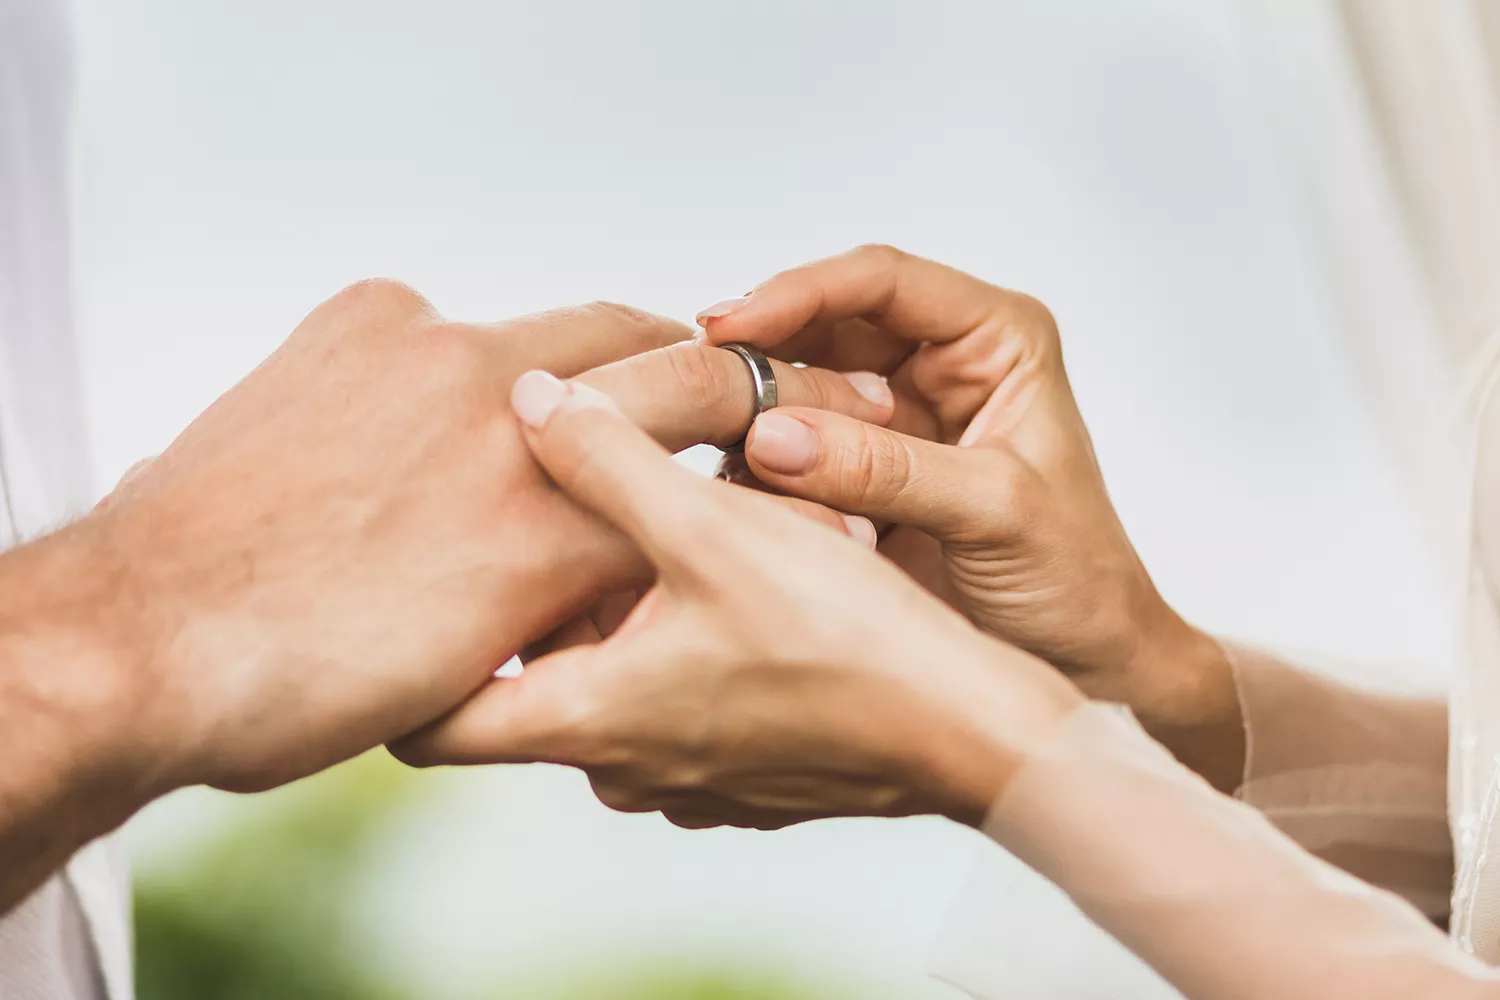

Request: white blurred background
left=68, top=1, right=1452, bottom=997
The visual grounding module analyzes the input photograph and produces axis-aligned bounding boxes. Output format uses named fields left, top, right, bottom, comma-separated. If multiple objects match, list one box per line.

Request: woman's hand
left=699, top=246, right=1244, bottom=790
left=390, top=371, right=1082, bottom=830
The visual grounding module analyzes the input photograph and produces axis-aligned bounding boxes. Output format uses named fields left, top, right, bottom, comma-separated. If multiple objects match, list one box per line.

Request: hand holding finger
left=578, top=341, right=905, bottom=452
left=743, top=407, right=1027, bottom=541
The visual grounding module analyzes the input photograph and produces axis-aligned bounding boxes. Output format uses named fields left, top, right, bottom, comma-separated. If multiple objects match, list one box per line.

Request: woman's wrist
left=914, top=631, right=1087, bottom=827
left=1122, top=611, right=1247, bottom=793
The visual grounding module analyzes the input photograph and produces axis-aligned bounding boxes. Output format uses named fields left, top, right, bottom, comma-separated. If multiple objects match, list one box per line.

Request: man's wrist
left=0, top=517, right=183, bottom=839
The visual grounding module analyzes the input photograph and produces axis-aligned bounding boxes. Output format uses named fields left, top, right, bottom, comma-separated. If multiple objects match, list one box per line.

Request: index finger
left=482, top=301, right=696, bottom=379
left=578, top=341, right=905, bottom=452
left=698, top=244, right=1056, bottom=356
left=509, top=370, right=724, bottom=579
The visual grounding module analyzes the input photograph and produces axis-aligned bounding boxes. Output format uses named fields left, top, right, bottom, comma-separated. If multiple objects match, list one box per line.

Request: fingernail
left=842, top=514, right=877, bottom=549
left=842, top=371, right=893, bottom=409
left=568, top=382, right=622, bottom=415
left=695, top=296, right=750, bottom=325
left=714, top=452, right=751, bottom=483
left=747, top=412, right=820, bottom=475
left=511, top=370, right=569, bottom=428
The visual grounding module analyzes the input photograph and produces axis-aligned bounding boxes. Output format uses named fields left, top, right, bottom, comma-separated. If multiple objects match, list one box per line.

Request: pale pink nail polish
left=842, top=515, right=877, bottom=549
left=511, top=370, right=569, bottom=428
left=842, top=371, right=893, bottom=409
left=695, top=296, right=750, bottom=325
left=747, top=412, right=820, bottom=474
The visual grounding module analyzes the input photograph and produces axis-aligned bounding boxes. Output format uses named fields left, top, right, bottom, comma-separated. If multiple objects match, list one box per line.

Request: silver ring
left=718, top=342, right=778, bottom=451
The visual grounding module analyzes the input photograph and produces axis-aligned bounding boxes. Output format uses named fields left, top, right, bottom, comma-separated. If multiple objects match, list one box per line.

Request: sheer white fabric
left=971, top=704, right=1499, bottom=1000
left=934, top=6, right=1500, bottom=994
left=0, top=1, right=129, bottom=998
left=1246, top=0, right=1500, bottom=961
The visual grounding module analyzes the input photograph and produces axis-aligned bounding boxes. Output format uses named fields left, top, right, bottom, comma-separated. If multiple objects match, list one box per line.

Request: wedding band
left=718, top=342, right=778, bottom=452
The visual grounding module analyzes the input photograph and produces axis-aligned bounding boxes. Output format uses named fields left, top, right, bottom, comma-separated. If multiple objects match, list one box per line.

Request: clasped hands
left=71, top=245, right=1235, bottom=848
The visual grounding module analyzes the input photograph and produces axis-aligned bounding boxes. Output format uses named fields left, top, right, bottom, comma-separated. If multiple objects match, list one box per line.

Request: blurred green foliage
left=134, top=753, right=850, bottom=1000
left=134, top=751, right=418, bottom=1000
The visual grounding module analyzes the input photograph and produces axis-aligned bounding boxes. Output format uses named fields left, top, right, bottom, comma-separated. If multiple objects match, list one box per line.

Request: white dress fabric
left=934, top=4, right=1500, bottom=995
left=0, top=1, right=132, bottom=997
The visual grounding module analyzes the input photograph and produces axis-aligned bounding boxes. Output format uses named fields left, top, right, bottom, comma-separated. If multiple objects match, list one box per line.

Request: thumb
left=390, top=601, right=693, bottom=769
left=388, top=642, right=605, bottom=767
left=744, top=407, right=1031, bottom=541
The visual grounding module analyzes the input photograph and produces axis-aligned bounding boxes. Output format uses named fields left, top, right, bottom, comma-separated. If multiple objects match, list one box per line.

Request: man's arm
left=0, top=282, right=897, bottom=914
left=0, top=521, right=168, bottom=910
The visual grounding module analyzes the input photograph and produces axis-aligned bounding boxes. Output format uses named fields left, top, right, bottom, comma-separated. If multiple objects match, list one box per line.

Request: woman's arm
left=692, top=245, right=1456, bottom=918
left=1226, top=643, right=1452, bottom=920
left=1124, top=633, right=1452, bottom=921
left=986, top=701, right=1481, bottom=999
left=401, top=381, right=1490, bottom=998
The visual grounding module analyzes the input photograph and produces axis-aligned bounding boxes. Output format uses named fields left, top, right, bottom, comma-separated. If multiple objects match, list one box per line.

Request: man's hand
left=0, top=279, right=892, bottom=911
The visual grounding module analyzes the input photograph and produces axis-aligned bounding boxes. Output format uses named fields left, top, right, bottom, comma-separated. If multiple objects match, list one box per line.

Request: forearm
left=1122, top=622, right=1452, bottom=919
left=0, top=519, right=168, bottom=912
left=975, top=704, right=1490, bottom=1000
left=1123, top=613, right=1247, bottom=794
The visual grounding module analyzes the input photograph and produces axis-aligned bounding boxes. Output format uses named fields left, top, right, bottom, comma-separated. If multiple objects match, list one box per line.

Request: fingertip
left=694, top=290, right=786, bottom=346
left=695, top=296, right=751, bottom=327
left=512, top=370, right=569, bottom=429
left=840, top=371, right=894, bottom=412
left=513, top=370, right=623, bottom=432
left=842, top=514, right=878, bottom=549
left=746, top=412, right=821, bottom=475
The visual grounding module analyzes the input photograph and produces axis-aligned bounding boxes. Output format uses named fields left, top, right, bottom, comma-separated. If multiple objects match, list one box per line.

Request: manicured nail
left=842, top=515, right=877, bottom=549
left=511, top=370, right=569, bottom=428
left=695, top=296, right=750, bottom=325
left=842, top=371, right=893, bottom=409
left=747, top=412, right=820, bottom=474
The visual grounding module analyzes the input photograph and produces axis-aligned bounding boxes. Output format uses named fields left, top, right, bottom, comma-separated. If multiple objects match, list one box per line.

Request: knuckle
left=588, top=774, right=650, bottom=813
left=303, top=279, right=439, bottom=354
left=793, top=369, right=837, bottom=411
left=963, top=451, right=1038, bottom=537
left=582, top=300, right=659, bottom=329
left=1009, top=292, right=1061, bottom=354
left=840, top=428, right=912, bottom=503
left=330, top=277, right=434, bottom=322
left=851, top=242, right=905, bottom=268
left=659, top=760, right=711, bottom=794
left=664, top=343, right=737, bottom=416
